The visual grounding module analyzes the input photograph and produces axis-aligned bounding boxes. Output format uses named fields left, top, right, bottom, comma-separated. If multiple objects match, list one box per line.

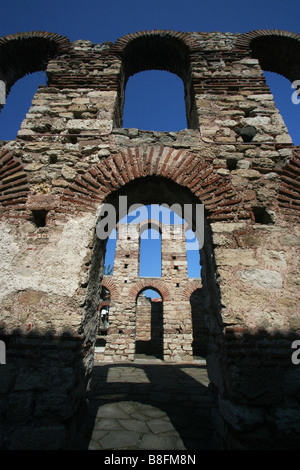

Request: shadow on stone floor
left=74, top=362, right=217, bottom=450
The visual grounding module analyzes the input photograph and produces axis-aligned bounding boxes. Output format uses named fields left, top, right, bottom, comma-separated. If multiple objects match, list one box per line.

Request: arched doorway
left=73, top=149, right=228, bottom=365
left=190, top=288, right=208, bottom=359
left=135, top=287, right=163, bottom=360
left=113, top=31, right=199, bottom=129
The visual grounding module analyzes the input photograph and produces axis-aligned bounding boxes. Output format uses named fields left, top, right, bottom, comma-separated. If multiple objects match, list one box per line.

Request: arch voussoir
left=63, top=145, right=246, bottom=221
left=102, top=276, right=118, bottom=301
left=182, top=280, right=203, bottom=301
left=129, top=278, right=170, bottom=301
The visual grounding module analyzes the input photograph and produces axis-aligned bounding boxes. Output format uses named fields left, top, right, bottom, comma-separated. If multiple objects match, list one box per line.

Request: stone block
left=238, top=269, right=282, bottom=289
left=215, top=248, right=258, bottom=267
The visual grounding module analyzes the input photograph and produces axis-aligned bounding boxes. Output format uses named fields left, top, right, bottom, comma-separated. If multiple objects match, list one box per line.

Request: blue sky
left=1, top=0, right=299, bottom=44
left=1, top=0, right=299, bottom=291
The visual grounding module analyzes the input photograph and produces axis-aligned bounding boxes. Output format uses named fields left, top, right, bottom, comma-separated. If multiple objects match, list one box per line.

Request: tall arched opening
left=123, top=70, right=187, bottom=131
left=89, top=175, right=223, bottom=364
left=113, top=31, right=199, bottom=129
left=66, top=144, right=246, bottom=446
left=0, top=31, right=70, bottom=139
left=135, top=287, right=164, bottom=360
left=237, top=30, right=300, bottom=144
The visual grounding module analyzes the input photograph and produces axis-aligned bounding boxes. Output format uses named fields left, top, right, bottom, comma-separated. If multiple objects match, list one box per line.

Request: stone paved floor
left=75, top=358, right=217, bottom=450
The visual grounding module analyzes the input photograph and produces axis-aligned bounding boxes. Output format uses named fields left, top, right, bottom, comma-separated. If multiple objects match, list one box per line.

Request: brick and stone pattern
left=0, top=28, right=299, bottom=450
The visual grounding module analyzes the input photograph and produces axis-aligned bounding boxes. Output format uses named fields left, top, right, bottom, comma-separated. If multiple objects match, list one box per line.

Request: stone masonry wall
left=0, top=29, right=299, bottom=449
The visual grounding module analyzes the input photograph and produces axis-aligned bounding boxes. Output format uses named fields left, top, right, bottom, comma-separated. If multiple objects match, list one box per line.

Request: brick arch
left=0, top=148, right=29, bottom=215
left=182, top=280, right=202, bottom=301
left=0, top=31, right=71, bottom=94
left=129, top=279, right=170, bottom=302
left=63, top=145, right=249, bottom=222
left=113, top=30, right=191, bottom=82
left=236, top=29, right=300, bottom=83
left=113, top=30, right=201, bottom=56
left=101, top=276, right=118, bottom=301
left=138, top=219, right=162, bottom=236
left=98, top=300, right=110, bottom=310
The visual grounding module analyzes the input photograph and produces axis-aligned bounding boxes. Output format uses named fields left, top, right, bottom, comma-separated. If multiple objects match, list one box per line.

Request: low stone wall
left=0, top=333, right=89, bottom=449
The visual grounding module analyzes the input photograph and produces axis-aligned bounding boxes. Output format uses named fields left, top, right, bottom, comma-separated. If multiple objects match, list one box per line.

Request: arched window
left=186, top=229, right=201, bottom=278
left=243, top=32, right=300, bottom=146
left=139, top=226, right=162, bottom=277
left=103, top=228, right=117, bottom=275
left=104, top=204, right=201, bottom=279
left=0, top=32, right=70, bottom=141
left=115, top=32, right=199, bottom=129
left=190, top=289, right=208, bottom=359
left=264, top=71, right=300, bottom=145
left=135, top=287, right=163, bottom=359
left=0, top=71, right=47, bottom=140
left=123, top=70, right=187, bottom=131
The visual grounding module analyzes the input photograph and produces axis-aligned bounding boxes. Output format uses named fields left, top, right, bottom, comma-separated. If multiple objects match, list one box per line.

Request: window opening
left=139, top=227, right=162, bottom=277
left=96, top=287, right=110, bottom=350
left=123, top=70, right=187, bottom=132
left=104, top=205, right=202, bottom=279
left=264, top=71, right=300, bottom=145
left=186, top=229, right=201, bottom=278
left=135, top=288, right=163, bottom=359
left=103, top=228, right=117, bottom=275
left=31, top=209, right=48, bottom=228
left=0, top=71, right=47, bottom=141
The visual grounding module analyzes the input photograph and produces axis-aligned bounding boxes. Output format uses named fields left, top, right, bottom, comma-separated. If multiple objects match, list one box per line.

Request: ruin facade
left=96, top=220, right=204, bottom=363
left=0, top=28, right=299, bottom=450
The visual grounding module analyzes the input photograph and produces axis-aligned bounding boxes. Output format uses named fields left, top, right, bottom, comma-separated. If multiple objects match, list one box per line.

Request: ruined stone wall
left=0, top=29, right=299, bottom=449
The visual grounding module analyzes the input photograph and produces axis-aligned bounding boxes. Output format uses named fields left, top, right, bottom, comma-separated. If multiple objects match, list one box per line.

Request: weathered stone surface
left=61, top=165, right=77, bottom=181
left=238, top=269, right=282, bottom=289
left=0, top=214, right=96, bottom=303
left=215, top=249, right=258, bottom=267
left=220, top=286, right=272, bottom=310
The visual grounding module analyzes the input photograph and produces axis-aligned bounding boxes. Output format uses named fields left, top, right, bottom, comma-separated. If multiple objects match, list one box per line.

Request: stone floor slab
left=99, top=430, right=140, bottom=449
left=120, top=419, right=149, bottom=433
left=74, top=360, right=215, bottom=450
